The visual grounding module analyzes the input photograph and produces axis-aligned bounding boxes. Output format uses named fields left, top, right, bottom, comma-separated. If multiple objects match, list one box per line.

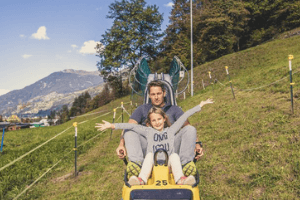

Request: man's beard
left=153, top=100, right=165, bottom=108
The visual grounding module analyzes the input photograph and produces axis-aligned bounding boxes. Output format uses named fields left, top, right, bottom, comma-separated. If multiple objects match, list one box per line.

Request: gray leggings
left=124, top=125, right=197, bottom=165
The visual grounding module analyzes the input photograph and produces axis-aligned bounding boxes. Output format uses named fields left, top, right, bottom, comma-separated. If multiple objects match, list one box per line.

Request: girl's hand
left=200, top=98, right=214, bottom=108
left=95, top=120, right=112, bottom=131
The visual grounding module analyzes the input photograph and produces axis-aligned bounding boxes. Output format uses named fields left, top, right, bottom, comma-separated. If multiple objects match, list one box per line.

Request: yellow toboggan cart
left=121, top=149, right=201, bottom=200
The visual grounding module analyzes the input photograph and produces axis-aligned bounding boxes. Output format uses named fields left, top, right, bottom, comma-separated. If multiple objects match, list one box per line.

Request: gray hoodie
left=114, top=105, right=201, bottom=155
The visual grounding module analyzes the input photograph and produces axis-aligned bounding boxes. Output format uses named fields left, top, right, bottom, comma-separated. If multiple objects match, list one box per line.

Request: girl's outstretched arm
left=168, top=98, right=214, bottom=134
left=114, top=123, right=150, bottom=137
left=96, top=121, right=151, bottom=137
left=95, top=120, right=115, bottom=131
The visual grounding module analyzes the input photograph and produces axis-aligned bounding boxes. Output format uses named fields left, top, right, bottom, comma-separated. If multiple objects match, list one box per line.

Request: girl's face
left=149, top=113, right=166, bottom=131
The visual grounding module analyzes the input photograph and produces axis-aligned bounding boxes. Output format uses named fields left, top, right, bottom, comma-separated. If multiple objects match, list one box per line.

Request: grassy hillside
left=1, top=32, right=300, bottom=199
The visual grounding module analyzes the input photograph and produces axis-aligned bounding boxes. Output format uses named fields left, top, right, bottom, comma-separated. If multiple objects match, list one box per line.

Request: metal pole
left=131, top=87, right=134, bottom=110
left=190, top=0, right=194, bottom=97
left=289, top=55, right=294, bottom=114
left=110, top=109, right=116, bottom=140
left=73, top=122, right=78, bottom=177
left=121, top=102, right=124, bottom=123
left=130, top=101, right=132, bottom=115
left=1, top=128, right=5, bottom=153
left=209, top=71, right=214, bottom=95
left=225, top=66, right=235, bottom=99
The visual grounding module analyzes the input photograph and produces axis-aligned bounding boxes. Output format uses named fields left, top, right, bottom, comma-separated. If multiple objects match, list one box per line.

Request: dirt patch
left=51, top=171, right=93, bottom=183
left=51, top=173, right=73, bottom=183
left=289, top=135, right=299, bottom=144
left=250, top=187, right=266, bottom=199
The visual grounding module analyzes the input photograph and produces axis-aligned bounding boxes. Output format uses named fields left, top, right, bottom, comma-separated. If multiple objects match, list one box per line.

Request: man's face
left=149, top=86, right=165, bottom=107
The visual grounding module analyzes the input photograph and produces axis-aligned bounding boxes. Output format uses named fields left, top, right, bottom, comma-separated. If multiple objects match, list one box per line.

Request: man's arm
left=116, top=119, right=138, bottom=159
left=183, top=120, right=204, bottom=160
left=169, top=105, right=201, bottom=134
left=192, top=98, right=214, bottom=160
left=174, top=106, right=203, bottom=160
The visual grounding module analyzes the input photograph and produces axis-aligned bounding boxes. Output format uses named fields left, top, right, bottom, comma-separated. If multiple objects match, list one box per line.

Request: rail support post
left=1, top=128, right=5, bottom=153
left=208, top=71, right=214, bottom=96
left=289, top=55, right=295, bottom=114
left=121, top=102, right=124, bottom=123
left=225, top=66, right=236, bottom=99
left=73, top=122, right=78, bottom=177
left=111, top=109, right=116, bottom=140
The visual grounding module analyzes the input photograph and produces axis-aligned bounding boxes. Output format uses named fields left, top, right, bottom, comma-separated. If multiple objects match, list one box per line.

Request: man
left=116, top=80, right=203, bottom=177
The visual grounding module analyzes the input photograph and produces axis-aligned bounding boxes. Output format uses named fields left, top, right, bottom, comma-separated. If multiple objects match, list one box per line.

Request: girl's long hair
left=145, top=107, right=171, bottom=128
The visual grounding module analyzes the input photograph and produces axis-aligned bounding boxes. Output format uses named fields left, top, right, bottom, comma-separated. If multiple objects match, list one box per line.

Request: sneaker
left=177, top=176, right=187, bottom=185
left=182, top=161, right=197, bottom=176
left=128, top=176, right=145, bottom=186
left=177, top=175, right=196, bottom=186
left=183, top=175, right=196, bottom=185
left=127, top=161, right=141, bottom=178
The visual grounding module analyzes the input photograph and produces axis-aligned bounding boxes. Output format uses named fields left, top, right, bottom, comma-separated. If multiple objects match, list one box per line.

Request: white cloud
left=22, top=54, right=33, bottom=59
left=79, top=40, right=102, bottom=55
left=164, top=2, right=174, bottom=7
left=31, top=26, right=50, bottom=40
left=67, top=50, right=72, bottom=53
left=19, top=34, right=25, bottom=38
left=71, top=44, right=78, bottom=49
left=0, top=89, right=10, bottom=96
left=96, top=7, right=102, bottom=11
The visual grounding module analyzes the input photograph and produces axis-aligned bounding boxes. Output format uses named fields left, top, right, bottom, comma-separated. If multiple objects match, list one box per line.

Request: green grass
left=184, top=89, right=300, bottom=199
left=1, top=30, right=300, bottom=199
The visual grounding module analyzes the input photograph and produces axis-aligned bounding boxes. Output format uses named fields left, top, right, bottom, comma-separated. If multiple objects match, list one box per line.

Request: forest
left=98, top=0, right=300, bottom=74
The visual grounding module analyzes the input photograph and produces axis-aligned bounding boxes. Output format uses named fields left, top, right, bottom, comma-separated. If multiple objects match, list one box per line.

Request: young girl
left=95, top=99, right=213, bottom=186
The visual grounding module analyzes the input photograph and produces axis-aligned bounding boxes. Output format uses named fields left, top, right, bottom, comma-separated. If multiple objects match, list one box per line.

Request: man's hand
left=194, top=143, right=204, bottom=160
left=116, top=144, right=127, bottom=159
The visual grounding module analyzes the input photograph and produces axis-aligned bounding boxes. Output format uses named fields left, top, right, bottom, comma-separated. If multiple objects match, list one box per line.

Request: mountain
left=0, top=69, right=104, bottom=116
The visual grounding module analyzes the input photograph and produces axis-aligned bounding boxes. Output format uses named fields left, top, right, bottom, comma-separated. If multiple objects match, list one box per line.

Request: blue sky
left=0, top=0, right=174, bottom=96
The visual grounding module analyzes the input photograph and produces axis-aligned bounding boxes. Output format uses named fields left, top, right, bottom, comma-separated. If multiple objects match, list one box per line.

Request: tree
left=98, top=0, right=164, bottom=68
left=96, top=0, right=164, bottom=99
left=69, top=92, right=91, bottom=117
left=194, top=0, right=249, bottom=61
left=87, top=83, right=113, bottom=111
left=162, top=0, right=189, bottom=51
left=160, top=0, right=191, bottom=68
left=241, top=0, right=300, bottom=48
left=48, top=110, right=56, bottom=119
left=59, top=105, right=70, bottom=123
left=161, top=0, right=249, bottom=65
